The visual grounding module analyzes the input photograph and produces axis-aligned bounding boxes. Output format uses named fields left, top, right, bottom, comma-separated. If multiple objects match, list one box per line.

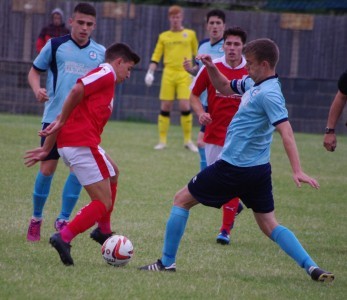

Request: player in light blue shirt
left=184, top=9, right=225, bottom=170
left=34, top=35, right=105, bottom=123
left=140, top=38, right=334, bottom=283
left=222, top=75, right=288, bottom=167
left=26, top=3, right=105, bottom=242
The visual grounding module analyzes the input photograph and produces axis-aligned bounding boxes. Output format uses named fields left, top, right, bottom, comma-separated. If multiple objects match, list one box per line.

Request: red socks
left=97, top=182, right=117, bottom=234
left=220, top=197, right=240, bottom=235
left=60, top=182, right=118, bottom=243
left=61, top=200, right=107, bottom=243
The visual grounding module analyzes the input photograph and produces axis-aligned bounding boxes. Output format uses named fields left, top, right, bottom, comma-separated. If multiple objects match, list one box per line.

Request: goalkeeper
left=145, top=5, right=198, bottom=152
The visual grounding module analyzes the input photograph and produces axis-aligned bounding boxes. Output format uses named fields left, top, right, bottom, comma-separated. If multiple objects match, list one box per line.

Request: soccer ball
left=102, top=235, right=134, bottom=267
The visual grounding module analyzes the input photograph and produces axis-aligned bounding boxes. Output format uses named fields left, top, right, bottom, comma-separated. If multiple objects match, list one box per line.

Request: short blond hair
left=168, top=5, right=183, bottom=16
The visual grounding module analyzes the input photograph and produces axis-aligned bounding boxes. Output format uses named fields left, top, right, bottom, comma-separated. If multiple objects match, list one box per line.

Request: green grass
left=0, top=113, right=346, bottom=300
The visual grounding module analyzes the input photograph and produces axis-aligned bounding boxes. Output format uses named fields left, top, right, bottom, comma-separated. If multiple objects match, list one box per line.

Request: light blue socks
left=198, top=146, right=207, bottom=170
left=32, top=171, right=53, bottom=219
left=162, top=206, right=189, bottom=266
left=271, top=225, right=318, bottom=273
left=57, top=172, right=82, bottom=220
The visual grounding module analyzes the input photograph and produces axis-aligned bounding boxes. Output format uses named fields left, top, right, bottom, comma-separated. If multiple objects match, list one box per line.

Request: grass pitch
left=0, top=113, right=346, bottom=299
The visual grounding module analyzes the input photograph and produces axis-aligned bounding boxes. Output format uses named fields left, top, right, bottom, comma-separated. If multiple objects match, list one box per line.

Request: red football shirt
left=192, top=56, right=248, bottom=146
left=57, top=63, right=116, bottom=148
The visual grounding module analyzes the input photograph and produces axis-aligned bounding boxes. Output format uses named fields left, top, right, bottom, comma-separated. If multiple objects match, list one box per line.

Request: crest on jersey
left=218, top=47, right=224, bottom=53
left=183, top=32, right=188, bottom=38
left=89, top=51, right=97, bottom=60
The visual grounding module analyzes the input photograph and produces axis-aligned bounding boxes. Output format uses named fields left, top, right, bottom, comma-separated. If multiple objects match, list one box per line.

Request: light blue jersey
left=194, top=38, right=224, bottom=106
left=221, top=75, right=288, bottom=167
left=33, top=35, right=105, bottom=123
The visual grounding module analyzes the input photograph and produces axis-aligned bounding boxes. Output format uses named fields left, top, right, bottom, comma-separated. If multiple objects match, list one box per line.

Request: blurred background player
left=144, top=5, right=199, bottom=152
left=36, top=8, right=70, bottom=53
left=323, top=69, right=347, bottom=152
left=184, top=9, right=226, bottom=170
left=190, top=27, right=248, bottom=245
left=25, top=42, right=140, bottom=266
left=26, top=3, right=105, bottom=242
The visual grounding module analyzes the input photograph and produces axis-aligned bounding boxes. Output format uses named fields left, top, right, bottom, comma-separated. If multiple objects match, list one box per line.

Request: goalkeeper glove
left=145, top=70, right=154, bottom=87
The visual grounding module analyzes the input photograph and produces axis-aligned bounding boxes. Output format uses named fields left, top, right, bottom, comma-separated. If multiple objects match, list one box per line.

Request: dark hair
left=206, top=9, right=225, bottom=23
left=105, top=43, right=140, bottom=65
left=223, top=27, right=247, bottom=44
left=73, top=3, right=96, bottom=17
left=243, top=38, right=279, bottom=69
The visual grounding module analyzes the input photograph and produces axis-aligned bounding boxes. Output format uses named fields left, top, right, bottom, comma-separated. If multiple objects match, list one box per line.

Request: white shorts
left=205, top=143, right=223, bottom=166
left=58, top=146, right=116, bottom=186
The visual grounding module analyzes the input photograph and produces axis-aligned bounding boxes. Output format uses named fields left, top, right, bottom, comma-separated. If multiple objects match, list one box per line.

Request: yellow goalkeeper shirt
left=151, top=28, right=198, bottom=72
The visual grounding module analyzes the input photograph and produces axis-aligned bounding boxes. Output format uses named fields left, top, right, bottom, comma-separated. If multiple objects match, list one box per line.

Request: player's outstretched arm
left=276, top=121, right=319, bottom=189
left=40, top=83, right=83, bottom=137
left=24, top=133, right=57, bottom=167
left=24, top=147, right=49, bottom=167
left=39, top=120, right=61, bottom=137
left=25, top=83, right=85, bottom=166
left=197, top=54, right=234, bottom=96
left=43, top=82, right=84, bottom=138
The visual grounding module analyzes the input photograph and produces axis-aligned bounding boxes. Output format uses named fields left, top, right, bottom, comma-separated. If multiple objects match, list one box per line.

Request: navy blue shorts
left=40, top=123, right=60, bottom=160
left=187, top=160, right=274, bottom=213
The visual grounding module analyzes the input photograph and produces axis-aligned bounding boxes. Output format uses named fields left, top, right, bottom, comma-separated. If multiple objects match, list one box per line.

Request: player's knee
left=173, top=189, right=184, bottom=205
left=40, top=168, right=55, bottom=176
left=173, top=187, right=196, bottom=210
left=40, top=160, right=58, bottom=176
left=40, top=169, right=55, bottom=177
left=255, top=215, right=278, bottom=237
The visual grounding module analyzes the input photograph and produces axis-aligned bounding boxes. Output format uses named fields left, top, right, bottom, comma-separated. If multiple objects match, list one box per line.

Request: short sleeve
left=33, top=41, right=52, bottom=71
left=338, top=70, right=347, bottom=95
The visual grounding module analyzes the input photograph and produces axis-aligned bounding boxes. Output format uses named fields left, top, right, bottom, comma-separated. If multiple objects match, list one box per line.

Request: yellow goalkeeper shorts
left=159, top=68, right=192, bottom=101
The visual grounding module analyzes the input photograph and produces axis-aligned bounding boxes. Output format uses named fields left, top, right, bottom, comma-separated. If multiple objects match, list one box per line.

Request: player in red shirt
left=190, top=27, right=248, bottom=245
left=24, top=43, right=140, bottom=266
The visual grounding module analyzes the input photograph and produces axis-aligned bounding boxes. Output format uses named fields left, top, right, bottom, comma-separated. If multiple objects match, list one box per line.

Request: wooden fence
left=1, top=0, right=346, bottom=133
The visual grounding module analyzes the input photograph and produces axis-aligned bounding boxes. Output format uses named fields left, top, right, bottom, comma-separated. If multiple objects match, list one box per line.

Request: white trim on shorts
left=58, top=146, right=116, bottom=186
left=205, top=143, right=223, bottom=166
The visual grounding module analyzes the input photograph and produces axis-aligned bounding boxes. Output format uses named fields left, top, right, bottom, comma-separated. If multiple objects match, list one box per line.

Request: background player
left=184, top=9, right=226, bottom=170
left=24, top=43, right=140, bottom=266
left=26, top=3, right=105, bottom=242
left=144, top=5, right=199, bottom=152
left=190, top=27, right=247, bottom=245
